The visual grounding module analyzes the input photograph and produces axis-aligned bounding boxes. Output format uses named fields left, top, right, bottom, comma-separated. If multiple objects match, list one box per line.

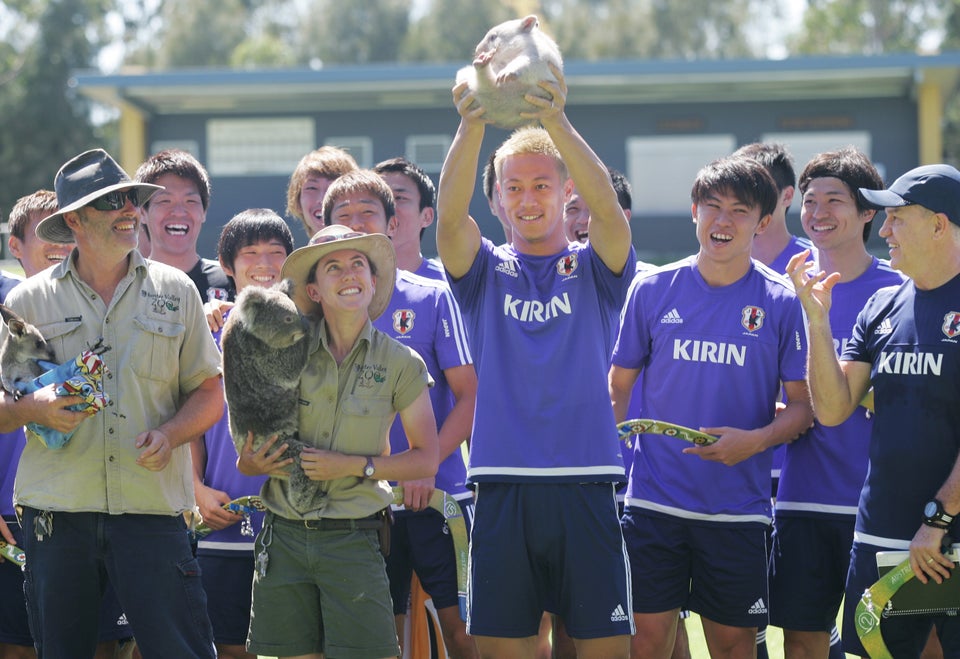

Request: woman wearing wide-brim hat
left=238, top=224, right=439, bottom=659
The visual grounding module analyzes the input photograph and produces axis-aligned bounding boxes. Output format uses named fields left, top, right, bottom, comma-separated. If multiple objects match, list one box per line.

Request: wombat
left=0, top=303, right=56, bottom=397
left=220, top=280, right=317, bottom=512
left=455, top=15, right=564, bottom=130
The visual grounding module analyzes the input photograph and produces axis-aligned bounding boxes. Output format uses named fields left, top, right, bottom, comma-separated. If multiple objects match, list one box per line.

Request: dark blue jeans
left=20, top=508, right=215, bottom=659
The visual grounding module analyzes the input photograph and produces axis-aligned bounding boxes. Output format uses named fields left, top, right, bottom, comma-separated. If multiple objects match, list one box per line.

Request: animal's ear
left=0, top=304, right=24, bottom=332
left=278, top=278, right=296, bottom=299
left=521, top=15, right=538, bottom=32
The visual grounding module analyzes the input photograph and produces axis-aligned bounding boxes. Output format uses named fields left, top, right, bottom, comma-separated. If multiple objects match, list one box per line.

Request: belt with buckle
left=275, top=510, right=385, bottom=531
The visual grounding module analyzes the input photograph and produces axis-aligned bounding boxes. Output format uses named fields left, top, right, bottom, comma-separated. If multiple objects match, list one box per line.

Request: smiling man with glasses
left=0, top=148, right=224, bottom=657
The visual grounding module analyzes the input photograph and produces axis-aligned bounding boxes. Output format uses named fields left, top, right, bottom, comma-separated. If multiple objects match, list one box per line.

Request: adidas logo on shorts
left=747, top=598, right=767, bottom=615
left=660, top=308, right=683, bottom=324
left=116, top=613, right=129, bottom=627
left=610, top=604, right=629, bottom=622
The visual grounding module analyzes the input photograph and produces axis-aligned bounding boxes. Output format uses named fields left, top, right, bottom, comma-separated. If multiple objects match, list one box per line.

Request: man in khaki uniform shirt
left=0, top=149, right=223, bottom=658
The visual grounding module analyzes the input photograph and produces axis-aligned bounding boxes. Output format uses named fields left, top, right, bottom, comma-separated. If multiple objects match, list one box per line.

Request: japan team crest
left=556, top=253, right=578, bottom=276
left=393, top=309, right=415, bottom=335
left=741, top=306, right=765, bottom=332
left=942, top=312, right=960, bottom=339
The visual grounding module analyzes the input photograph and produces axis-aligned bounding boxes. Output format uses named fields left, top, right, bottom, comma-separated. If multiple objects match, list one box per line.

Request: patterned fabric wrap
left=19, top=346, right=110, bottom=449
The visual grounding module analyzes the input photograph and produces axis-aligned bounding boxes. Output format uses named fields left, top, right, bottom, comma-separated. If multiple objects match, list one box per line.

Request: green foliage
left=295, top=0, right=411, bottom=65
left=790, top=0, right=941, bottom=55
left=0, top=0, right=103, bottom=233
left=399, top=0, right=515, bottom=63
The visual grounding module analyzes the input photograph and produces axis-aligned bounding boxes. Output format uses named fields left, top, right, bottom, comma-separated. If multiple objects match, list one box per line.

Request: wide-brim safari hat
left=36, top=148, right=163, bottom=244
left=281, top=224, right=396, bottom=320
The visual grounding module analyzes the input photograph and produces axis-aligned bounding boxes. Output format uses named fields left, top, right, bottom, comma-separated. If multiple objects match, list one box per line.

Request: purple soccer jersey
left=614, top=257, right=807, bottom=521
left=776, top=258, right=904, bottom=517
left=374, top=270, right=473, bottom=499
left=450, top=238, right=634, bottom=483
left=767, top=235, right=814, bottom=481
left=414, top=257, right=448, bottom=283
left=198, top=317, right=268, bottom=553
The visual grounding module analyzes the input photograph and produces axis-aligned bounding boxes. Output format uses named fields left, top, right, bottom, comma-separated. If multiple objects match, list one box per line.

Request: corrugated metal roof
left=72, top=53, right=960, bottom=115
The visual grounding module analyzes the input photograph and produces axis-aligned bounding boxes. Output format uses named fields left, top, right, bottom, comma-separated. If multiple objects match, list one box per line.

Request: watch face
left=925, top=501, right=939, bottom=518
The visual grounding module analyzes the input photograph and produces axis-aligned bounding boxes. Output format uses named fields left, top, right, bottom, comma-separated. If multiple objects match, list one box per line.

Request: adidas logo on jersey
left=747, top=598, right=767, bottom=615
left=495, top=260, right=520, bottom=278
left=610, top=604, right=629, bottom=622
left=875, top=318, right=893, bottom=335
left=660, top=308, right=683, bottom=324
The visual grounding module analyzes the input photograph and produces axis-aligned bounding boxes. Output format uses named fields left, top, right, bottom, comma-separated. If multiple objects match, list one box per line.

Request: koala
left=0, top=303, right=56, bottom=397
left=220, top=279, right=316, bottom=513
left=455, top=15, right=564, bottom=130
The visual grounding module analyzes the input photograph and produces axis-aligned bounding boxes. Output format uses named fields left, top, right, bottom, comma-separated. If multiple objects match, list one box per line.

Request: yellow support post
left=118, top=103, right=148, bottom=174
left=916, top=74, right=943, bottom=165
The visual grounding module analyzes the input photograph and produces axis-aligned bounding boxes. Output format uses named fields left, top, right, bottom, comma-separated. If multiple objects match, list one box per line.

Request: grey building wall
left=151, top=96, right=915, bottom=263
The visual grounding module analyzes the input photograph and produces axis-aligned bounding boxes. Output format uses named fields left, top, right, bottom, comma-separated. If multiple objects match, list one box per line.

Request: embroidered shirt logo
left=741, top=306, right=765, bottom=332
left=875, top=318, right=893, bottom=335
left=393, top=309, right=415, bottom=335
left=660, top=308, right=683, bottom=324
left=141, top=290, right=181, bottom=314
left=495, top=260, right=520, bottom=278
left=556, top=253, right=578, bottom=276
left=942, top=312, right=960, bottom=339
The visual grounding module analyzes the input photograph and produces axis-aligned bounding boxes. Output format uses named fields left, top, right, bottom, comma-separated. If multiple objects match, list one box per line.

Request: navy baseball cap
left=859, top=164, right=960, bottom=226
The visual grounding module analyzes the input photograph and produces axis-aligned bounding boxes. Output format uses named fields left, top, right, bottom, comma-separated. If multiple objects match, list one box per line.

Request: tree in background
left=399, top=0, right=514, bottom=63
left=296, top=0, right=410, bottom=66
left=789, top=0, right=941, bottom=55
left=0, top=0, right=103, bottom=243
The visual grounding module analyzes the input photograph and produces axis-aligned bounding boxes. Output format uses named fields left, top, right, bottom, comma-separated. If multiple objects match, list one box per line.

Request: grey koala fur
left=0, top=303, right=55, bottom=397
left=455, top=14, right=563, bottom=130
left=221, top=279, right=317, bottom=513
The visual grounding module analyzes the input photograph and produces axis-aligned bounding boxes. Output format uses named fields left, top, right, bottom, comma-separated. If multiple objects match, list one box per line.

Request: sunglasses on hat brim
left=86, top=189, right=143, bottom=212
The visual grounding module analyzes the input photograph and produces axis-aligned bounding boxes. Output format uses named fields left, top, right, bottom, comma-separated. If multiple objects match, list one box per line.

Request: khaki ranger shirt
left=259, top=319, right=432, bottom=520
left=4, top=250, right=221, bottom=515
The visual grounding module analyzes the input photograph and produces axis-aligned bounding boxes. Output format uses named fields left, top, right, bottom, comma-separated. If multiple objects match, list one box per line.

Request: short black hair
left=691, top=156, right=779, bottom=220
left=798, top=147, right=884, bottom=243
left=373, top=157, right=436, bottom=211
left=217, top=208, right=294, bottom=270
left=732, top=142, right=796, bottom=194
left=135, top=149, right=212, bottom=210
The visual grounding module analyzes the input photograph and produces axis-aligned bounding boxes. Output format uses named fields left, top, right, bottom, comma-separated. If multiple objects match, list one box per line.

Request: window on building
left=207, top=118, right=314, bottom=176
left=406, top=135, right=452, bottom=173
left=324, top=137, right=373, bottom=168
left=759, top=131, right=877, bottom=180
left=626, top=134, right=737, bottom=216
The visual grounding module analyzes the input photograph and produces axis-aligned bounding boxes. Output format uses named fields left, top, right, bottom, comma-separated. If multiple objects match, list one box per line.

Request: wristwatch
left=923, top=498, right=954, bottom=529
left=363, top=456, right=376, bottom=479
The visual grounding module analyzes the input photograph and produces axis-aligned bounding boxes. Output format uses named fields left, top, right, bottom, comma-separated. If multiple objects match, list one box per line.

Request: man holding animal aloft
left=438, top=56, right=635, bottom=656
left=0, top=148, right=223, bottom=658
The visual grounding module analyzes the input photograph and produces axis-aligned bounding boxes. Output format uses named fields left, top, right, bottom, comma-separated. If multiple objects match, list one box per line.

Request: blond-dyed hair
left=286, top=146, right=359, bottom=233
left=494, top=126, right=568, bottom=184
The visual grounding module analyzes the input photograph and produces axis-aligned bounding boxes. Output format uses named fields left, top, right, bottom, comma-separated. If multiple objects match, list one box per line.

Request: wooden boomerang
left=0, top=540, right=25, bottom=567
left=393, top=486, right=469, bottom=622
left=192, top=495, right=267, bottom=539
left=617, top=418, right=718, bottom=447
left=855, top=558, right=915, bottom=659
